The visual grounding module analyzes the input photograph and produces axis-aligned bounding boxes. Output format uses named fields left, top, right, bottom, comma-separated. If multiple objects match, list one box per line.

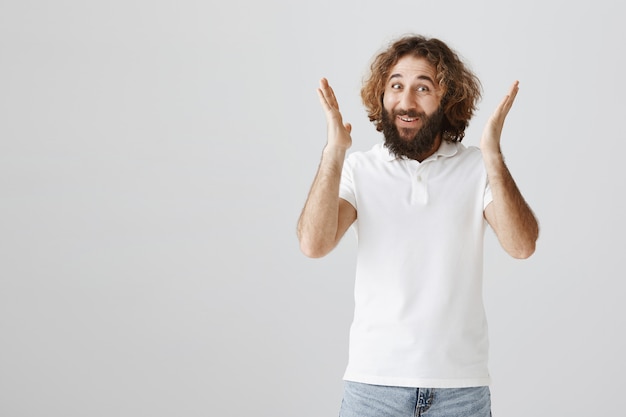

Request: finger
left=318, top=78, right=336, bottom=110
left=494, top=81, right=519, bottom=120
left=504, top=80, right=519, bottom=108
left=317, top=87, right=331, bottom=112
left=319, top=78, right=339, bottom=110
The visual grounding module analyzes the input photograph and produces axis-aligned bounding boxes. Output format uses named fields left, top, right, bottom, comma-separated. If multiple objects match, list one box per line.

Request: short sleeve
left=339, top=156, right=357, bottom=209
left=483, top=180, right=493, bottom=210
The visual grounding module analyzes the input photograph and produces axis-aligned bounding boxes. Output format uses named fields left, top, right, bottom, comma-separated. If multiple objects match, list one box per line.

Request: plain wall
left=1, top=0, right=624, bottom=415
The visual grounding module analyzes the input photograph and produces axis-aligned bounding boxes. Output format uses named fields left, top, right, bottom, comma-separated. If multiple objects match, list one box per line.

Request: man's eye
left=417, top=86, right=429, bottom=92
left=391, top=84, right=402, bottom=90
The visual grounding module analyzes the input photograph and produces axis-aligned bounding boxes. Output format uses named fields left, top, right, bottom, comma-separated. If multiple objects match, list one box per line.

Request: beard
left=381, top=105, right=445, bottom=161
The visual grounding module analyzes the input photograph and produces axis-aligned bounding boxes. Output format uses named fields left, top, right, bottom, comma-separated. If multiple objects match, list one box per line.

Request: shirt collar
left=380, top=139, right=459, bottom=162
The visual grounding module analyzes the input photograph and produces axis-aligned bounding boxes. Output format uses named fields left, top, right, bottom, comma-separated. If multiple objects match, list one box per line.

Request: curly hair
left=361, top=35, right=482, bottom=142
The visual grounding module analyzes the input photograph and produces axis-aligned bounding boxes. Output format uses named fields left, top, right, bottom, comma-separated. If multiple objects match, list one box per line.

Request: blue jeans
left=339, top=381, right=491, bottom=417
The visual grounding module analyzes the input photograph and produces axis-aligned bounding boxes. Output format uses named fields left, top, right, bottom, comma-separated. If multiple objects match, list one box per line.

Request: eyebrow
left=389, top=74, right=435, bottom=84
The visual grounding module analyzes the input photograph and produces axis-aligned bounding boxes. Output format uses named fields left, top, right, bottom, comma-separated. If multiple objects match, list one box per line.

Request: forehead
left=387, top=55, right=437, bottom=82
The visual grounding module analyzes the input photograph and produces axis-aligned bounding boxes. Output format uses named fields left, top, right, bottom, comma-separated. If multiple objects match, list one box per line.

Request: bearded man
left=297, top=34, right=539, bottom=417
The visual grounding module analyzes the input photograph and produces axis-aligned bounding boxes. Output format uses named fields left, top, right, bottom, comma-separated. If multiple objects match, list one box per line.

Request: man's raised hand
left=480, top=80, right=519, bottom=158
left=317, top=78, right=352, bottom=151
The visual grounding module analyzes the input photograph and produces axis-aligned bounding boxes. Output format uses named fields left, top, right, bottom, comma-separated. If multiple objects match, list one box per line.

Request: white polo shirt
left=339, top=140, right=493, bottom=388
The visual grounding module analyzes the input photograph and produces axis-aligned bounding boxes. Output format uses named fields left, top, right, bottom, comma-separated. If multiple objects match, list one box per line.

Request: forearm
left=297, top=146, right=347, bottom=257
left=484, top=152, right=539, bottom=259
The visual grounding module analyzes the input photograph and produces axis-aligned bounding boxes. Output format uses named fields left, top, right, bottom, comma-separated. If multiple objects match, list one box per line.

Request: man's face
left=381, top=55, right=444, bottom=160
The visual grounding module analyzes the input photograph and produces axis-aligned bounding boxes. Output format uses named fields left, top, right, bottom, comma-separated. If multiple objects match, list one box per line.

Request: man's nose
left=399, top=90, right=417, bottom=111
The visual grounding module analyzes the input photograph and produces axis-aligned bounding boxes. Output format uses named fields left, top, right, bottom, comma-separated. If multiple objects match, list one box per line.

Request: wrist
left=482, top=148, right=504, bottom=165
left=323, top=144, right=348, bottom=158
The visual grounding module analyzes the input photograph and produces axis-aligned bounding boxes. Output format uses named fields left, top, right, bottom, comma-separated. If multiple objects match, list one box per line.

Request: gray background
left=1, top=0, right=624, bottom=416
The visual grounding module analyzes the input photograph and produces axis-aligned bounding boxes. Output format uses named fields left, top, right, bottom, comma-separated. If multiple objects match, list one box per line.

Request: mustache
left=392, top=109, right=426, bottom=118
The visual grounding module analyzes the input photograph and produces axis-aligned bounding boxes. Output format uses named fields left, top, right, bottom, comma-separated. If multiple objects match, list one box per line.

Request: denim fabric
left=339, top=381, right=491, bottom=417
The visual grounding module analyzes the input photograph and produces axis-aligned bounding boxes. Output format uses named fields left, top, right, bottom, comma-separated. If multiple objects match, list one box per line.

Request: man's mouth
left=396, top=115, right=420, bottom=127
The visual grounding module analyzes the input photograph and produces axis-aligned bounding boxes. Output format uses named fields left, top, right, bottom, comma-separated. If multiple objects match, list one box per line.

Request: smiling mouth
left=397, top=115, right=420, bottom=124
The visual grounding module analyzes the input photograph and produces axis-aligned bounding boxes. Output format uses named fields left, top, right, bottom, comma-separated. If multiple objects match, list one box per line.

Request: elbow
left=507, top=240, right=537, bottom=260
left=502, top=223, right=539, bottom=259
left=510, top=246, right=535, bottom=259
left=297, top=225, right=333, bottom=258
left=299, top=244, right=330, bottom=259
left=301, top=248, right=327, bottom=259
left=298, top=237, right=332, bottom=259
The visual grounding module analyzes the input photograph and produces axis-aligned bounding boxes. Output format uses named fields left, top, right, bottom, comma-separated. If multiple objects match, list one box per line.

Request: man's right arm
left=297, top=146, right=356, bottom=258
left=297, top=78, right=357, bottom=258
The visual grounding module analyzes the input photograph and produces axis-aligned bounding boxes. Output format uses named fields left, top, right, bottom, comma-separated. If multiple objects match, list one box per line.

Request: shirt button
left=416, top=175, right=422, bottom=181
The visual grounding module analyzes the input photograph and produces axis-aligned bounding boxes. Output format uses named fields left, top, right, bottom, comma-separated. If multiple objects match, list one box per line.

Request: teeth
left=400, top=117, right=416, bottom=122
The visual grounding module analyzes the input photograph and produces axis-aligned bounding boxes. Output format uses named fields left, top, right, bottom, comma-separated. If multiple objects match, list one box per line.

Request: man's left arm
left=482, top=81, right=539, bottom=259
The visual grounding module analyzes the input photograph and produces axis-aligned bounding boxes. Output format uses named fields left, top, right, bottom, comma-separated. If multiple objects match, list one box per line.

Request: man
left=297, top=35, right=538, bottom=417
